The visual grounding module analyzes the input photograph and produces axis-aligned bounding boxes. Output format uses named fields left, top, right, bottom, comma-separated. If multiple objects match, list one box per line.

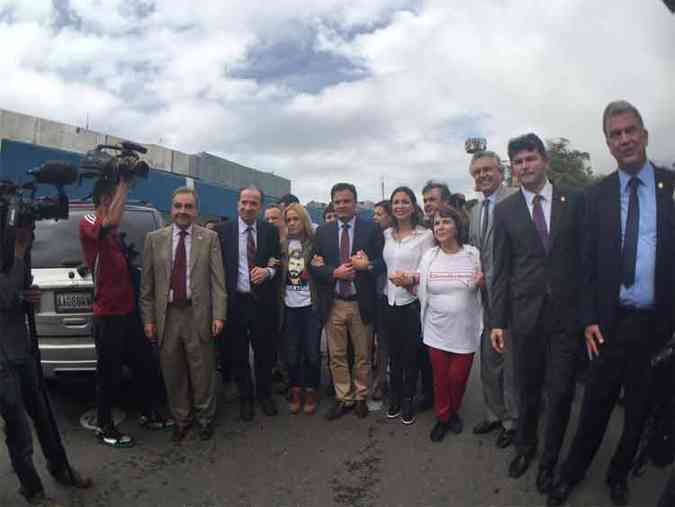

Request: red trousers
left=428, top=346, right=474, bottom=422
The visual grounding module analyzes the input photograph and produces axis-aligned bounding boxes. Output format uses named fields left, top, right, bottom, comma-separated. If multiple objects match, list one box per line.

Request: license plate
left=55, top=291, right=93, bottom=313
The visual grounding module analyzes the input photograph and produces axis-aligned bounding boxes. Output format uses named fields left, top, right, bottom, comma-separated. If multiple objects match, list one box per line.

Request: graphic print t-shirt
left=285, top=239, right=311, bottom=308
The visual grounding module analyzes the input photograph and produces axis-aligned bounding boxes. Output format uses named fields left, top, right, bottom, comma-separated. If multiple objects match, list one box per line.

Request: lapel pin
left=658, top=181, right=664, bottom=190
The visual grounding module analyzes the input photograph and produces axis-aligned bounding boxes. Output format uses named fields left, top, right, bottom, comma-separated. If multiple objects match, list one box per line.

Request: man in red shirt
left=80, top=179, right=170, bottom=448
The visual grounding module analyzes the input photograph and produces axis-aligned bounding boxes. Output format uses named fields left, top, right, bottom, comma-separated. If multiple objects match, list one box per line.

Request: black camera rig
left=80, top=141, right=150, bottom=184
left=0, top=161, right=77, bottom=272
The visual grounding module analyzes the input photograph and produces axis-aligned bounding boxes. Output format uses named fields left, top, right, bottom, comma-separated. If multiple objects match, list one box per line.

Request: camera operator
left=1, top=225, right=92, bottom=507
left=79, top=178, right=172, bottom=448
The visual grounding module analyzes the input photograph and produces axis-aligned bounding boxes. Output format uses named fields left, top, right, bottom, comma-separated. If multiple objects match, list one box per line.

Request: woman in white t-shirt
left=418, top=206, right=484, bottom=443
left=383, top=186, right=434, bottom=425
left=279, top=203, right=321, bottom=415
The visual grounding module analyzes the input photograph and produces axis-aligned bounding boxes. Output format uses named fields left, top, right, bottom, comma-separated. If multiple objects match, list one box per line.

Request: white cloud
left=0, top=0, right=673, bottom=203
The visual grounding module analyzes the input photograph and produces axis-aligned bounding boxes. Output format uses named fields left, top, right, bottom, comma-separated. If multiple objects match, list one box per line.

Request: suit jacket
left=580, top=165, right=675, bottom=351
left=491, top=183, right=584, bottom=338
left=215, top=218, right=281, bottom=307
left=139, top=224, right=227, bottom=345
left=310, top=217, right=385, bottom=325
left=469, top=185, right=516, bottom=325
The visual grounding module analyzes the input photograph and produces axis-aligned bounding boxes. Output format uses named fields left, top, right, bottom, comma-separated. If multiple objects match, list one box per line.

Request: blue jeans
left=285, top=305, right=321, bottom=389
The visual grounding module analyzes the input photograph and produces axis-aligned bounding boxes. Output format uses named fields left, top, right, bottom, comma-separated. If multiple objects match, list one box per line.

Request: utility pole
left=380, top=175, right=385, bottom=201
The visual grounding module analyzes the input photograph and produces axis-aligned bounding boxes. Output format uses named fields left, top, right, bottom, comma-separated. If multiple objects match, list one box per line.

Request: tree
left=546, top=138, right=595, bottom=187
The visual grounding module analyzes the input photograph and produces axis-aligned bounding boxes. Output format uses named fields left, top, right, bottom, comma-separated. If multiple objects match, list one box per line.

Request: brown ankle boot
left=288, top=387, right=302, bottom=414
left=304, top=388, right=319, bottom=415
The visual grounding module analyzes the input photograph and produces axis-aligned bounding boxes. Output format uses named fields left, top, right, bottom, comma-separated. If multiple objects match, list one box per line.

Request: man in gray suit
left=468, top=151, right=518, bottom=448
left=141, top=187, right=227, bottom=442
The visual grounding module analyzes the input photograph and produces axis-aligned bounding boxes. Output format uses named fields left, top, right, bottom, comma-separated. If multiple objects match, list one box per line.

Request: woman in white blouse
left=418, top=206, right=484, bottom=442
left=383, top=186, right=434, bottom=425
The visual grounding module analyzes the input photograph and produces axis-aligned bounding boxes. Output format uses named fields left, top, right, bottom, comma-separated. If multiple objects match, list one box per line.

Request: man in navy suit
left=310, top=183, right=384, bottom=420
left=216, top=185, right=281, bottom=422
left=490, top=133, right=584, bottom=495
left=549, top=101, right=675, bottom=507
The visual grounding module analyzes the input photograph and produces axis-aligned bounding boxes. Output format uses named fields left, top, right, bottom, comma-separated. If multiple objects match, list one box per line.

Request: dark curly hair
left=432, top=206, right=467, bottom=247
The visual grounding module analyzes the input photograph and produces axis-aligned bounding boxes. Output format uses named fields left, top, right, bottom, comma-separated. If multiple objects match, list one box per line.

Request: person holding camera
left=79, top=179, right=172, bottom=448
left=1, top=225, right=92, bottom=506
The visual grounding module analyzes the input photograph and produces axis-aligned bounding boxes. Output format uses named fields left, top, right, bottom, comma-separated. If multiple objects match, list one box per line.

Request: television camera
left=80, top=141, right=150, bottom=184
left=0, top=160, right=77, bottom=271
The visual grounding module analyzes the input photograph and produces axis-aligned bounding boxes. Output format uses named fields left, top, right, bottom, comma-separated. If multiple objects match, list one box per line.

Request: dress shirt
left=521, top=179, right=553, bottom=233
left=335, top=216, right=357, bottom=296
left=171, top=224, right=192, bottom=301
left=383, top=226, right=434, bottom=305
left=236, top=216, right=277, bottom=293
left=618, top=161, right=656, bottom=308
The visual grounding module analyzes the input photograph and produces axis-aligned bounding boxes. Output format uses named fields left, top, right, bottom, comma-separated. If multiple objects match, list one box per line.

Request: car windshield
left=32, top=209, right=159, bottom=269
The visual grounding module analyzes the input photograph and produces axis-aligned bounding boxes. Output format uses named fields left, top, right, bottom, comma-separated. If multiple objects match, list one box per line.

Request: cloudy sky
left=1, top=0, right=674, bottom=202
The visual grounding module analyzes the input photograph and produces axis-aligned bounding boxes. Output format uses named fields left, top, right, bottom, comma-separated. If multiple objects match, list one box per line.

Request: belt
left=617, top=305, right=654, bottom=316
left=335, top=294, right=357, bottom=302
left=169, top=299, right=192, bottom=307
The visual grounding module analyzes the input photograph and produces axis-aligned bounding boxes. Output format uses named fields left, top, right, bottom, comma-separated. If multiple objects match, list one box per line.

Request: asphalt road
left=1, top=357, right=670, bottom=507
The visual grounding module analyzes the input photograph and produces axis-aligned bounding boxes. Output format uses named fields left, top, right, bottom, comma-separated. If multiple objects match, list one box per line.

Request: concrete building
left=0, top=108, right=290, bottom=199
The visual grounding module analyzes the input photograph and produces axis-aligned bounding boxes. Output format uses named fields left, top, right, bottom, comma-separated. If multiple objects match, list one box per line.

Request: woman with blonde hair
left=279, top=203, right=321, bottom=414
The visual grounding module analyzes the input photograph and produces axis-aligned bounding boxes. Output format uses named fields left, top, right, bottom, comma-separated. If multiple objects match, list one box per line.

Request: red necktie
left=338, top=223, right=351, bottom=297
left=246, top=226, right=256, bottom=271
left=171, top=230, right=188, bottom=302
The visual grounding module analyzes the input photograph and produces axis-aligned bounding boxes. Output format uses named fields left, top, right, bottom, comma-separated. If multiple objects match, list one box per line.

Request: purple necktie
left=532, top=194, right=549, bottom=252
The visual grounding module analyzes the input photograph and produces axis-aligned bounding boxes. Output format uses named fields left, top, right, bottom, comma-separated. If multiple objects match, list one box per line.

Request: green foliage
left=546, top=138, right=595, bottom=187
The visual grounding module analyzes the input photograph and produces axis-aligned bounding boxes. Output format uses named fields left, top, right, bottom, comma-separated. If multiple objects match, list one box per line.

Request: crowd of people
left=1, top=99, right=673, bottom=507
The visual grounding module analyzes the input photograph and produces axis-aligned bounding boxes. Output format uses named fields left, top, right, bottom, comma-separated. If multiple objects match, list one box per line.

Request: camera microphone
left=28, top=161, right=78, bottom=186
left=121, top=141, right=147, bottom=154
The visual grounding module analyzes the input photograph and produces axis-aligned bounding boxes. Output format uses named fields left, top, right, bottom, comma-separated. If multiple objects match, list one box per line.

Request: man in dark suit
left=548, top=101, right=675, bottom=507
left=490, top=133, right=584, bottom=495
left=310, top=183, right=384, bottom=420
left=216, top=185, right=281, bottom=421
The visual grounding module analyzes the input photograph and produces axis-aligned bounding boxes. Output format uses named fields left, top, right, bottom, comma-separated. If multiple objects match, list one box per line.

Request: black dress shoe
left=473, top=420, right=502, bottom=435
left=198, top=423, right=214, bottom=441
left=508, top=454, right=532, bottom=478
left=240, top=400, right=255, bottom=422
left=547, top=479, right=577, bottom=507
left=50, top=467, right=93, bottom=489
left=430, top=420, right=450, bottom=442
left=171, top=425, right=190, bottom=443
left=496, top=428, right=516, bottom=448
left=447, top=414, right=463, bottom=434
left=536, top=467, right=554, bottom=494
left=608, top=479, right=629, bottom=506
left=325, top=401, right=352, bottom=421
left=354, top=400, right=369, bottom=419
left=260, top=397, right=278, bottom=416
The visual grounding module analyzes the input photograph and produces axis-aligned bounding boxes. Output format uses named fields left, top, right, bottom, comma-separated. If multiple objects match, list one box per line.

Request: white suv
left=31, top=202, right=163, bottom=378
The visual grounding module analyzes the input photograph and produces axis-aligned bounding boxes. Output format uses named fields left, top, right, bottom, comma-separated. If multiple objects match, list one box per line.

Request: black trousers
left=418, top=339, right=434, bottom=400
left=562, top=308, right=656, bottom=484
left=513, top=298, right=579, bottom=469
left=226, top=293, right=276, bottom=401
left=383, top=300, right=421, bottom=401
left=0, top=360, right=68, bottom=500
left=93, top=312, right=163, bottom=429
